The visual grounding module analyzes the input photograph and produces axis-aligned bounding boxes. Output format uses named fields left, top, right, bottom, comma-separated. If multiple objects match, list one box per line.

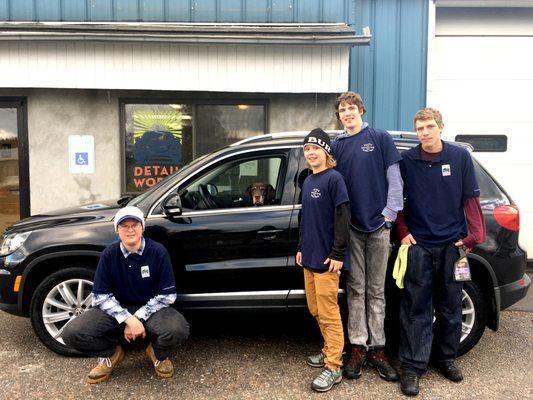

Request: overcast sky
left=0, top=108, right=17, bottom=140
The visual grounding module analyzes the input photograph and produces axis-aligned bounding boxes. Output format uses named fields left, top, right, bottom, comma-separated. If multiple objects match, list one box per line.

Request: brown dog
left=245, top=182, right=276, bottom=206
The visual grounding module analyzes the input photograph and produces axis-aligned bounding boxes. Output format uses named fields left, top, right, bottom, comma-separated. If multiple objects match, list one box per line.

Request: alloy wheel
left=461, top=288, right=475, bottom=342
left=41, top=278, right=93, bottom=344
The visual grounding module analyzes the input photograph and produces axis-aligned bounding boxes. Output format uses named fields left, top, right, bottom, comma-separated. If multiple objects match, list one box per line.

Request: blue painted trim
left=2, top=0, right=428, bottom=133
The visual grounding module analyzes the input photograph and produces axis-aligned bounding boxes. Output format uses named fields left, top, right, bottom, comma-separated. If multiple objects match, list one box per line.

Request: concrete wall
left=0, top=89, right=340, bottom=215
left=269, top=93, right=341, bottom=133
left=0, top=88, right=121, bottom=214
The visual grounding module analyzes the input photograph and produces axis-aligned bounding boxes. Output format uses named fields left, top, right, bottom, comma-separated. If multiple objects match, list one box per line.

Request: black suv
left=0, top=132, right=529, bottom=356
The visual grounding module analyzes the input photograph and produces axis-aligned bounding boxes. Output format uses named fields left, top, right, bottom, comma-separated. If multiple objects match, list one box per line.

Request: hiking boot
left=146, top=343, right=174, bottom=378
left=311, top=369, right=343, bottom=392
left=344, top=345, right=366, bottom=379
left=367, top=348, right=399, bottom=381
left=306, top=352, right=326, bottom=368
left=87, top=345, right=125, bottom=384
left=400, top=370, right=420, bottom=396
left=433, top=361, right=463, bottom=382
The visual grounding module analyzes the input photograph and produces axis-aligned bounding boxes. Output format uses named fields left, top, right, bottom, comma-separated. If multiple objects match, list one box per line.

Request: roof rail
left=230, top=132, right=308, bottom=146
left=387, top=130, right=418, bottom=140
left=231, top=130, right=347, bottom=146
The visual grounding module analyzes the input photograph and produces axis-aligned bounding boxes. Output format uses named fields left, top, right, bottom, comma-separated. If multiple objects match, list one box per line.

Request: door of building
left=0, top=99, right=29, bottom=232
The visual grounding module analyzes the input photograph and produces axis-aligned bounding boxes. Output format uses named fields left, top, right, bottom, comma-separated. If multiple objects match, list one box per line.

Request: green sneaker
left=306, top=352, right=326, bottom=368
left=311, top=368, right=343, bottom=392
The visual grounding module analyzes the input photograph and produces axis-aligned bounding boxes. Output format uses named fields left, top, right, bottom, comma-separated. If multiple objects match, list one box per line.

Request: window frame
left=148, top=146, right=295, bottom=218
left=119, top=97, right=269, bottom=196
left=0, top=97, right=30, bottom=219
left=178, top=154, right=286, bottom=212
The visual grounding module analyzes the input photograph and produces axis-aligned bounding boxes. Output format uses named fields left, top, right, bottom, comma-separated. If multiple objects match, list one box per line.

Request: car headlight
left=0, top=231, right=32, bottom=256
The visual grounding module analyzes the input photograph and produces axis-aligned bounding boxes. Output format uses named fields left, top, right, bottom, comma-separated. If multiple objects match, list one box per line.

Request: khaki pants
left=304, top=268, right=344, bottom=371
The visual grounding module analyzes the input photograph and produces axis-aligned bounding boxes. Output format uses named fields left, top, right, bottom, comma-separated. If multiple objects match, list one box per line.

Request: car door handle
left=257, top=229, right=283, bottom=240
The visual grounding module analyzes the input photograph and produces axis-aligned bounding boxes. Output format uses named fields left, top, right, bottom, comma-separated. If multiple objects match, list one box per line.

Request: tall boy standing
left=331, top=92, right=402, bottom=381
left=396, top=108, right=485, bottom=396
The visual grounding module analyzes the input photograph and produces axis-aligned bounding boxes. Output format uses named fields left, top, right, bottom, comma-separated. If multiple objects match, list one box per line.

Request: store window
left=195, top=104, right=266, bottom=156
left=123, top=101, right=266, bottom=194
left=123, top=104, right=193, bottom=193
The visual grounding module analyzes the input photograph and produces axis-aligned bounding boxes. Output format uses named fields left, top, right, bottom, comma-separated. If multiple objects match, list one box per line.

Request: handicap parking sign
left=75, top=152, right=88, bottom=165
left=69, top=136, right=94, bottom=173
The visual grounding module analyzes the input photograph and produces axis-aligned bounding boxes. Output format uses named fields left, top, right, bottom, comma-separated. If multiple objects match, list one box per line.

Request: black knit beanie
left=303, top=128, right=332, bottom=155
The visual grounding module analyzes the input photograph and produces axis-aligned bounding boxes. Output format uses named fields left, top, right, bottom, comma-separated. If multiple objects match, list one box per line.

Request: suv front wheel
left=30, top=267, right=95, bottom=356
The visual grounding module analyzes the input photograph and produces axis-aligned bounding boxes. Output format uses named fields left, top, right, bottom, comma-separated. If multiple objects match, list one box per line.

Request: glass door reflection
left=0, top=107, right=20, bottom=232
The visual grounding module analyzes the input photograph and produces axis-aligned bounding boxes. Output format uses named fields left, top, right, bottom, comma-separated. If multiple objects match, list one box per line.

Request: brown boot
left=146, top=343, right=174, bottom=379
left=87, top=346, right=125, bottom=384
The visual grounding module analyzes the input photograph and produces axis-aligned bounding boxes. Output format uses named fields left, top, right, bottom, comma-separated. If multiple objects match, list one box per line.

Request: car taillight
left=493, top=205, right=520, bottom=231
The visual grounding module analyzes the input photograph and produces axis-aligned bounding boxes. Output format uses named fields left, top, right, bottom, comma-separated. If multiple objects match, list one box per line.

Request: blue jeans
left=399, top=244, right=463, bottom=375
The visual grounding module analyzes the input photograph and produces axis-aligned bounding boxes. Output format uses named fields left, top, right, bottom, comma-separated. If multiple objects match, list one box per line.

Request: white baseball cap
left=114, top=206, right=145, bottom=231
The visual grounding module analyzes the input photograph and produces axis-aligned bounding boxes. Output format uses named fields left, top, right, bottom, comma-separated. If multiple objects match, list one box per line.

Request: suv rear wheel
left=458, top=280, right=487, bottom=356
left=30, top=267, right=94, bottom=356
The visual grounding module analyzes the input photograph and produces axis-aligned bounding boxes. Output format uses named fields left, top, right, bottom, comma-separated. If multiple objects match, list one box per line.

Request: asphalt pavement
left=0, top=306, right=531, bottom=400
left=508, top=272, right=533, bottom=312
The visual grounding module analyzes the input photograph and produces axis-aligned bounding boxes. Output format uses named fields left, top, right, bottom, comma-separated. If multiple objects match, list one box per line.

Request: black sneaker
left=400, top=370, right=420, bottom=396
left=367, top=348, right=399, bottom=382
left=433, top=361, right=463, bottom=382
left=343, top=345, right=366, bottom=379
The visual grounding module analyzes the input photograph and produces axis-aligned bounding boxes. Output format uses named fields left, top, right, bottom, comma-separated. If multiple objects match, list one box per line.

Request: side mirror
left=206, top=183, right=218, bottom=196
left=162, top=193, right=182, bottom=216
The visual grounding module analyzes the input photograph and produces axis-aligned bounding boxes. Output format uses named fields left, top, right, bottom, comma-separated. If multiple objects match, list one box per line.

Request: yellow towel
left=393, top=244, right=410, bottom=289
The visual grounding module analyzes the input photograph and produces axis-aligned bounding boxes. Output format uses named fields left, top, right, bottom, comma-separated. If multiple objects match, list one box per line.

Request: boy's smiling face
left=337, top=101, right=364, bottom=134
left=304, top=144, right=327, bottom=170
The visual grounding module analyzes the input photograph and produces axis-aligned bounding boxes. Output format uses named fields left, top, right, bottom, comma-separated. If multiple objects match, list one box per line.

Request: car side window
left=179, top=155, right=286, bottom=211
left=473, top=160, right=509, bottom=207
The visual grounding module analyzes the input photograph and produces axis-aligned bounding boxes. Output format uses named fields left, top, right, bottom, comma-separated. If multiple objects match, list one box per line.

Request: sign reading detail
left=130, top=110, right=182, bottom=189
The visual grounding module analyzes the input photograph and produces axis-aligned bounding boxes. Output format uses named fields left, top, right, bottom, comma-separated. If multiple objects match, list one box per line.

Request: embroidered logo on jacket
left=361, top=143, right=375, bottom=152
left=311, top=188, right=321, bottom=198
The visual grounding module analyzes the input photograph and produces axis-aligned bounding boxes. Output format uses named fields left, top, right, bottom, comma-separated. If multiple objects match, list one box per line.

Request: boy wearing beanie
left=296, top=128, right=351, bottom=392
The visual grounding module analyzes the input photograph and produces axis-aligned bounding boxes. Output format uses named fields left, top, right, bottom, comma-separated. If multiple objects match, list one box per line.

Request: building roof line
left=0, top=22, right=371, bottom=46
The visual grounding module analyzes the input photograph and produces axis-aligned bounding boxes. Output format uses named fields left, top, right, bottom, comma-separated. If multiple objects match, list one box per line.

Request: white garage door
left=428, top=7, right=533, bottom=259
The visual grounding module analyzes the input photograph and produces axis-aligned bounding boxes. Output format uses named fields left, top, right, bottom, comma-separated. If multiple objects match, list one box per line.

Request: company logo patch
left=141, top=265, right=150, bottom=278
left=442, top=164, right=451, bottom=176
left=311, top=188, right=321, bottom=198
left=361, top=143, right=375, bottom=152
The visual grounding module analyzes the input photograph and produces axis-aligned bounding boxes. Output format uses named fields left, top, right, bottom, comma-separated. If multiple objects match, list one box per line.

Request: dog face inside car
left=245, top=182, right=276, bottom=206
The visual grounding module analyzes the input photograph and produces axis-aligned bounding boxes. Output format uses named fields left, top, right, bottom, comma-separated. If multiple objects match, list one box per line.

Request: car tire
left=458, top=280, right=487, bottom=356
left=30, top=266, right=95, bottom=356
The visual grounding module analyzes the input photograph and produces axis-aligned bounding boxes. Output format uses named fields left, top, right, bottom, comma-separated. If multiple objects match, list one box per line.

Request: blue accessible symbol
left=75, top=152, right=88, bottom=165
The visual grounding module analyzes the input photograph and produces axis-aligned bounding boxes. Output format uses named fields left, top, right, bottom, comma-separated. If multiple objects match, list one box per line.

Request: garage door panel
left=434, top=37, right=533, bottom=80
left=429, top=80, right=533, bottom=122
left=429, top=13, right=533, bottom=255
